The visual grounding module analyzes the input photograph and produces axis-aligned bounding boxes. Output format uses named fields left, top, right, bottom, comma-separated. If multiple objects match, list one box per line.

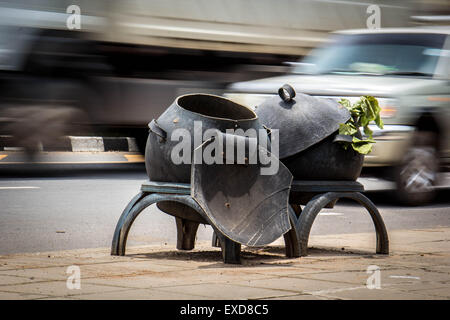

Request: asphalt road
left=0, top=164, right=449, bottom=255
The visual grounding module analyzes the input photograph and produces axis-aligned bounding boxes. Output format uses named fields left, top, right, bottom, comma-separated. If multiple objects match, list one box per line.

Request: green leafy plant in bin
left=338, top=96, right=384, bottom=155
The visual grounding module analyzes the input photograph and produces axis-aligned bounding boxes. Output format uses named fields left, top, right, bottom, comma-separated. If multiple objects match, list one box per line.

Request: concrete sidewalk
left=0, top=228, right=449, bottom=300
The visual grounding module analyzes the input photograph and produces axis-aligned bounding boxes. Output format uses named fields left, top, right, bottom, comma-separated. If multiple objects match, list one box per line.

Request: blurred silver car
left=225, top=27, right=450, bottom=205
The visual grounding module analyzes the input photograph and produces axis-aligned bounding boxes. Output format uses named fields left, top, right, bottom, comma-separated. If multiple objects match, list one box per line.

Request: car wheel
left=395, top=132, right=438, bottom=206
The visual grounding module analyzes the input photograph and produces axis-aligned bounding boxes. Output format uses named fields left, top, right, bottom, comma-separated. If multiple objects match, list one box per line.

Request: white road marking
left=389, top=275, right=421, bottom=280
left=0, top=186, right=40, bottom=190
left=319, top=212, right=344, bottom=216
left=305, top=285, right=366, bottom=296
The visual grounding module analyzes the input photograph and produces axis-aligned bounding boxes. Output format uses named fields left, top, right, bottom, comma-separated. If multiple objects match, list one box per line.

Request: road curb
left=0, top=135, right=139, bottom=152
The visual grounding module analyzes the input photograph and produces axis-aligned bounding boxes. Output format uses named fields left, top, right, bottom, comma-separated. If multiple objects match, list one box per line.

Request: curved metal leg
left=295, top=192, right=389, bottom=257
left=111, top=192, right=145, bottom=255
left=111, top=193, right=205, bottom=256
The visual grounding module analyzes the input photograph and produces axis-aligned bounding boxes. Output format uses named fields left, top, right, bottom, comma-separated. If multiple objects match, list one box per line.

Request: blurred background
left=0, top=0, right=449, bottom=255
left=0, top=0, right=449, bottom=204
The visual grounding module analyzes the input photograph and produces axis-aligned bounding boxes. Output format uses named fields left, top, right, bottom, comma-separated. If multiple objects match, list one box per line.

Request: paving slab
left=0, top=280, right=126, bottom=298
left=83, top=268, right=276, bottom=289
left=73, top=288, right=214, bottom=300
left=261, top=293, right=329, bottom=300
left=0, top=274, right=49, bottom=286
left=416, top=287, right=450, bottom=299
left=0, top=266, right=72, bottom=281
left=0, top=291, right=48, bottom=300
left=230, top=276, right=357, bottom=294
left=308, top=287, right=438, bottom=300
left=154, top=283, right=297, bottom=300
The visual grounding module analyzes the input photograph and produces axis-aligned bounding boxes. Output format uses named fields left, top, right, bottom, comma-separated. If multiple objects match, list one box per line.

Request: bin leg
left=175, top=217, right=199, bottom=250
left=221, top=237, right=241, bottom=264
left=111, top=192, right=145, bottom=255
left=111, top=193, right=205, bottom=256
left=211, top=232, right=221, bottom=248
left=210, top=227, right=241, bottom=264
left=296, top=192, right=389, bottom=257
left=284, top=205, right=301, bottom=258
left=111, top=191, right=243, bottom=264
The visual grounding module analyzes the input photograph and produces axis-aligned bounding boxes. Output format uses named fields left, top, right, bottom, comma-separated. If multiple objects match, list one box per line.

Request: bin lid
left=255, top=86, right=350, bottom=159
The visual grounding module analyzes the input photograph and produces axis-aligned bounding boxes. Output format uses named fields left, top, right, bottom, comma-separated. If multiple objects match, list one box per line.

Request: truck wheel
left=395, top=132, right=438, bottom=206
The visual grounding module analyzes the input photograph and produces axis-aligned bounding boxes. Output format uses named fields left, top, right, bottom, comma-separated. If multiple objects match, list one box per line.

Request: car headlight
left=223, top=93, right=274, bottom=110
left=377, top=98, right=398, bottom=119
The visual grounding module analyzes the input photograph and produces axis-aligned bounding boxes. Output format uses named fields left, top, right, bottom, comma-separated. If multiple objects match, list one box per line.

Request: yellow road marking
left=0, top=153, right=145, bottom=164
left=124, top=154, right=145, bottom=163
left=0, top=161, right=136, bottom=164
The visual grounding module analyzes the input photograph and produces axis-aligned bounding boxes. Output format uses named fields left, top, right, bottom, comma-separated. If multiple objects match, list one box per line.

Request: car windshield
left=293, top=33, right=447, bottom=77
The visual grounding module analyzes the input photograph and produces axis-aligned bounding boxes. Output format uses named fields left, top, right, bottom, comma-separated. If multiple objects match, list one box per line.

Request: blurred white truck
left=225, top=27, right=450, bottom=205
left=0, top=0, right=414, bottom=150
